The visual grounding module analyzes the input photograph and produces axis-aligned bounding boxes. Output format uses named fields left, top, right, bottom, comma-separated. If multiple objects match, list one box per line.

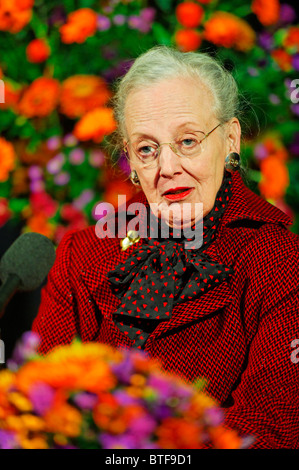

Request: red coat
left=32, top=171, right=299, bottom=448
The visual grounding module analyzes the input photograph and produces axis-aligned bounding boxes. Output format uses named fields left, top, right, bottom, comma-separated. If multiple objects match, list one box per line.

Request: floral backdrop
left=0, top=0, right=299, bottom=244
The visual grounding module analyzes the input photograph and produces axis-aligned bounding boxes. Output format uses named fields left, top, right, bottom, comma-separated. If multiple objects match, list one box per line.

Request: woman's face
left=124, top=76, right=240, bottom=228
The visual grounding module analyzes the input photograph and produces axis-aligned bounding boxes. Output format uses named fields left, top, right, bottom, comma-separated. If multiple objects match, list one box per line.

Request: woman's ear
left=227, top=118, right=241, bottom=154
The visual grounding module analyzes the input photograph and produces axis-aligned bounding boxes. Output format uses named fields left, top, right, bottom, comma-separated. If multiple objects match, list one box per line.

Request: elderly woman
left=32, top=46, right=299, bottom=448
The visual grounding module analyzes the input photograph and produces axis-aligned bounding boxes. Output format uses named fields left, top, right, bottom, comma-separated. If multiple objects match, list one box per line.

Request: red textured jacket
left=32, top=171, right=299, bottom=448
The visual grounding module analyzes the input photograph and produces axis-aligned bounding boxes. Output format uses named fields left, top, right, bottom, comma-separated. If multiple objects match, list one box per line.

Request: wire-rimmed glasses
left=124, top=123, right=221, bottom=168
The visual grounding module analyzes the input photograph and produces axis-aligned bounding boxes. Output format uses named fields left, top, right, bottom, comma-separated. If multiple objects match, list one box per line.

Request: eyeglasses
left=124, top=123, right=221, bottom=168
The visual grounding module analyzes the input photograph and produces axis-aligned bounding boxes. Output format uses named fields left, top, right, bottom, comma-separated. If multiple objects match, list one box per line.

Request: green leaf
left=30, top=12, right=48, bottom=38
left=152, top=23, right=172, bottom=46
left=154, top=0, right=173, bottom=13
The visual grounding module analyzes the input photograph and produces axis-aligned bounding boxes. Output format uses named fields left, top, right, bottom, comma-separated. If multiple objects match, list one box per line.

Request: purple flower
left=110, top=355, right=134, bottom=384
left=203, top=406, right=224, bottom=427
left=30, top=180, right=45, bottom=193
left=54, top=171, right=70, bottom=186
left=48, top=6, right=66, bottom=27
left=128, top=15, right=152, bottom=34
left=99, top=433, right=139, bottom=449
left=97, top=15, right=111, bottom=31
left=118, top=151, right=131, bottom=175
left=47, top=136, right=61, bottom=151
left=269, top=93, right=280, bottom=104
left=46, top=153, right=65, bottom=175
left=289, top=132, right=299, bottom=156
left=88, top=150, right=105, bottom=168
left=28, top=165, right=43, bottom=180
left=114, top=390, right=140, bottom=406
left=279, top=4, right=296, bottom=25
left=113, top=14, right=126, bottom=26
left=254, top=143, right=268, bottom=160
left=292, top=54, right=299, bottom=72
left=291, top=103, right=299, bottom=116
left=7, top=331, right=40, bottom=369
left=73, top=392, right=98, bottom=410
left=247, top=67, right=259, bottom=77
left=69, top=148, right=85, bottom=165
left=127, top=415, right=156, bottom=437
left=28, top=382, right=55, bottom=416
left=0, top=430, right=19, bottom=449
left=63, top=133, right=78, bottom=147
left=140, top=8, right=156, bottom=23
left=73, top=189, right=94, bottom=210
left=258, top=32, right=274, bottom=51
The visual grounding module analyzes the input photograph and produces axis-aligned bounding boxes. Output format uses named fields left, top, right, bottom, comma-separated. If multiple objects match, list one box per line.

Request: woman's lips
left=162, top=187, right=193, bottom=201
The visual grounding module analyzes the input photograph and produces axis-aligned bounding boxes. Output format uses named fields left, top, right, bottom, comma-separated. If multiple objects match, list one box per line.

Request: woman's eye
left=181, top=138, right=197, bottom=147
left=138, top=145, right=155, bottom=156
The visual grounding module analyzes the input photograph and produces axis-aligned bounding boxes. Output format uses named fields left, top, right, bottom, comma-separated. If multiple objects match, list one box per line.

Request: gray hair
left=112, top=46, right=239, bottom=142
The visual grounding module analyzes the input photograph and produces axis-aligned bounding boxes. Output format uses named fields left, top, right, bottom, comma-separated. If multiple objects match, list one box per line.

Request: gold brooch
left=120, top=230, right=140, bottom=251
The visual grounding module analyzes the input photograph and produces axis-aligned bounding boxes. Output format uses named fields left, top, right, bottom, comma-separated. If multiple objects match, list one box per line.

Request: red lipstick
left=162, top=187, right=193, bottom=201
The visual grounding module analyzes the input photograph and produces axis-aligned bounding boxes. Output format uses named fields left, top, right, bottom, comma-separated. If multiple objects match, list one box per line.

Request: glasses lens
left=175, top=131, right=205, bottom=158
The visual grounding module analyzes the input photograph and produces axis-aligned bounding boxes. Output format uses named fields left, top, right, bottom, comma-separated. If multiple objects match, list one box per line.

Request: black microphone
left=0, top=232, right=56, bottom=318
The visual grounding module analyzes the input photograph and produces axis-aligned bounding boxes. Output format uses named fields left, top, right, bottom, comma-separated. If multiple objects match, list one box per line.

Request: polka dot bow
left=108, top=171, right=234, bottom=349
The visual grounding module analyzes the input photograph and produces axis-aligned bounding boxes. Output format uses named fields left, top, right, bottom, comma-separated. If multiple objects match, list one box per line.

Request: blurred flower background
left=0, top=0, right=298, bottom=243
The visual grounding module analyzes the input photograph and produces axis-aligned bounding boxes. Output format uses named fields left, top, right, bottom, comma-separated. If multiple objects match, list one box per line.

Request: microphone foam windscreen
left=0, top=232, right=56, bottom=291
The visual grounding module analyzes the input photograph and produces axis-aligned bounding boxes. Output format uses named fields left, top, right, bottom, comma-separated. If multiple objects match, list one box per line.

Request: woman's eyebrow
left=130, top=122, right=202, bottom=139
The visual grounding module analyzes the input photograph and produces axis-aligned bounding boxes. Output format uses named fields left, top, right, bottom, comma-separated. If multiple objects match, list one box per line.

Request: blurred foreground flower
left=0, top=332, right=253, bottom=449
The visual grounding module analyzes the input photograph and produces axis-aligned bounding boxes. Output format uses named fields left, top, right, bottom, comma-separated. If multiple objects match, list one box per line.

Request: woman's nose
left=158, top=144, right=183, bottom=178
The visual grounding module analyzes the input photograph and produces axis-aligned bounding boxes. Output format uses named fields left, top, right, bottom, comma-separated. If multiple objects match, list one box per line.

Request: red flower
left=26, top=39, right=51, bottom=63
left=175, top=29, right=202, bottom=52
left=176, top=2, right=204, bottom=29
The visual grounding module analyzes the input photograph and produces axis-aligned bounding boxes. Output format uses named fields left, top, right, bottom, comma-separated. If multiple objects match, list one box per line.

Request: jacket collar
left=125, top=170, right=292, bottom=235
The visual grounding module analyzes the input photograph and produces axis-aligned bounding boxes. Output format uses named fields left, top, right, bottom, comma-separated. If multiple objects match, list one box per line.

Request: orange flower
left=284, top=27, right=299, bottom=51
left=0, top=0, right=33, bottom=34
left=43, top=402, right=82, bottom=437
left=60, top=75, right=111, bottom=119
left=18, top=77, right=60, bottom=118
left=26, top=38, right=51, bottom=63
left=25, top=213, right=55, bottom=239
left=271, top=49, right=293, bottom=71
left=73, top=107, right=116, bottom=143
left=15, top=0, right=34, bottom=9
left=175, top=29, right=202, bottom=52
left=204, top=12, right=256, bottom=52
left=259, top=155, right=289, bottom=199
left=251, top=0, right=280, bottom=26
left=0, top=137, right=16, bottom=182
left=209, top=426, right=241, bottom=449
left=60, top=8, right=98, bottom=44
left=156, top=417, right=202, bottom=448
left=0, top=80, right=22, bottom=112
left=176, top=2, right=204, bottom=28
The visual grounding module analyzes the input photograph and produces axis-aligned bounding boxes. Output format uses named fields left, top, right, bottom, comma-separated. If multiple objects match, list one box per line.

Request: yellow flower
left=19, top=435, right=49, bottom=449
left=8, top=392, right=32, bottom=412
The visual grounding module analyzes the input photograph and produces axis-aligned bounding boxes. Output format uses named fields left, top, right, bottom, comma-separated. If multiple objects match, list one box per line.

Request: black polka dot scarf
left=108, top=170, right=234, bottom=349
